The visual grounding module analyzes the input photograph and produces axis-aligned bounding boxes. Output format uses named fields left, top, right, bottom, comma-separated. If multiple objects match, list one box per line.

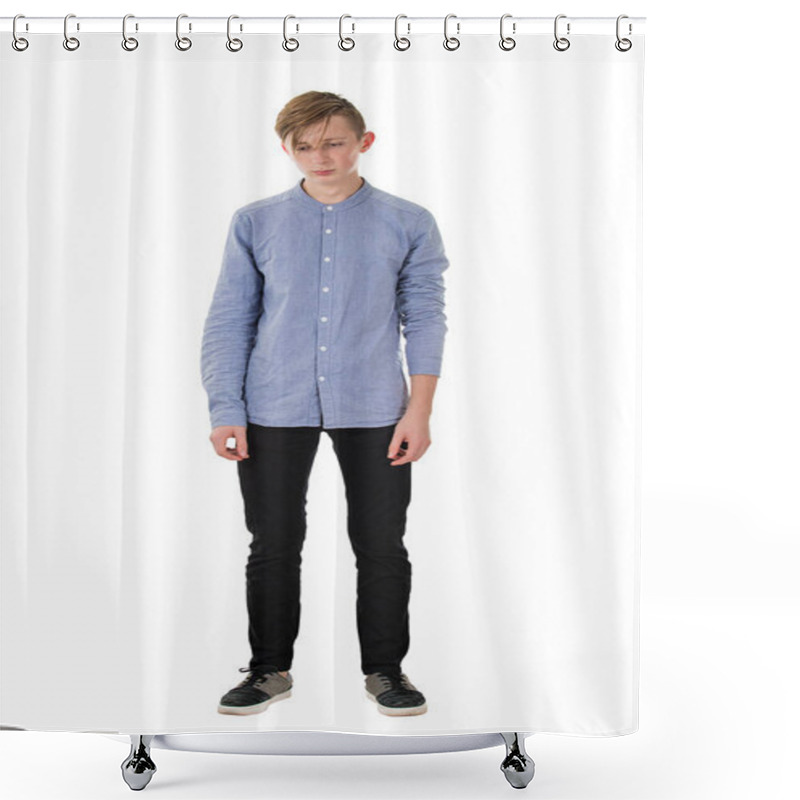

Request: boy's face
left=282, top=114, right=374, bottom=188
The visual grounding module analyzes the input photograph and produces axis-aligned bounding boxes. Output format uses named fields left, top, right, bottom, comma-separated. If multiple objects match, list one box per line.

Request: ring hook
left=227, top=15, right=243, bottom=52
left=443, top=13, right=460, bottom=51
left=499, top=13, right=516, bottom=50
left=63, top=13, right=80, bottom=51
left=122, top=14, right=139, bottom=51
left=12, top=14, right=29, bottom=51
left=338, top=14, right=355, bottom=51
left=615, top=14, right=632, bottom=51
left=175, top=13, right=192, bottom=50
left=283, top=14, right=299, bottom=51
left=553, top=14, right=570, bottom=51
left=394, top=14, right=411, bottom=51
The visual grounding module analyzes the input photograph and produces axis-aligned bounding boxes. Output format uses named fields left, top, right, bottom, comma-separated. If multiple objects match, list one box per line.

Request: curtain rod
left=2, top=16, right=647, bottom=36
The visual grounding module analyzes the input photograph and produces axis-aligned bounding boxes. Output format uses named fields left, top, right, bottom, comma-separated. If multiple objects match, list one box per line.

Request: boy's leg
left=326, top=424, right=412, bottom=675
left=236, top=423, right=322, bottom=673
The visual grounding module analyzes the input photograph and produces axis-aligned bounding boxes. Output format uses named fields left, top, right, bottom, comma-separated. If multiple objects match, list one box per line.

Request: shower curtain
left=0, top=18, right=644, bottom=736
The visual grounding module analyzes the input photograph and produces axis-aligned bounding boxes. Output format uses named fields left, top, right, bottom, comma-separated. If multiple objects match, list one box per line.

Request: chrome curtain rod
left=3, top=14, right=646, bottom=36
left=6, top=14, right=645, bottom=54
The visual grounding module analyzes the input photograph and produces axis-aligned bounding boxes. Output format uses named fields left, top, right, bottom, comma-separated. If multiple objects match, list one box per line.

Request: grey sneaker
left=365, top=671, right=427, bottom=716
left=218, top=666, right=293, bottom=716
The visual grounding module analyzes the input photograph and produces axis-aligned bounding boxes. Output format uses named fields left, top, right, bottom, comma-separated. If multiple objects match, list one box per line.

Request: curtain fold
left=0, top=29, right=644, bottom=735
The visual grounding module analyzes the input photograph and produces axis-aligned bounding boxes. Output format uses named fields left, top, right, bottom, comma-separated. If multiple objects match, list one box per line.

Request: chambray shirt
left=200, top=177, right=449, bottom=430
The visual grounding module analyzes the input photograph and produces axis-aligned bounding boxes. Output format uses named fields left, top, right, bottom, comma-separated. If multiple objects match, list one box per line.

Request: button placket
left=317, top=206, right=335, bottom=395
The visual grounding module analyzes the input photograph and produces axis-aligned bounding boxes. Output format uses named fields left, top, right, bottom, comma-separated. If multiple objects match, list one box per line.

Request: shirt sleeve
left=396, top=208, right=449, bottom=377
left=200, top=210, right=264, bottom=429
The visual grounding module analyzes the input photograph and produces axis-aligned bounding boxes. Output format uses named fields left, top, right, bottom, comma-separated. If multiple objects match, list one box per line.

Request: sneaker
left=218, top=666, right=293, bottom=716
left=365, top=671, right=427, bottom=716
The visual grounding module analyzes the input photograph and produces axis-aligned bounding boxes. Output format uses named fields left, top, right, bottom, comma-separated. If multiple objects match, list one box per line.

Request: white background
left=1, top=0, right=797, bottom=798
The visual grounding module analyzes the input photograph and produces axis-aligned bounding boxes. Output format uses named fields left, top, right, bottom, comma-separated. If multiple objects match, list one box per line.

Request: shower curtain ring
left=175, top=14, right=192, bottom=51
left=553, top=14, right=570, bottom=51
left=226, top=15, right=243, bottom=52
left=63, top=13, right=80, bottom=51
left=122, top=14, right=139, bottom=51
left=443, top=14, right=460, bottom=51
left=615, top=15, right=632, bottom=51
left=499, top=13, right=516, bottom=50
left=394, top=14, right=411, bottom=50
left=283, top=15, right=299, bottom=51
left=339, top=14, right=355, bottom=50
left=11, top=14, right=29, bottom=52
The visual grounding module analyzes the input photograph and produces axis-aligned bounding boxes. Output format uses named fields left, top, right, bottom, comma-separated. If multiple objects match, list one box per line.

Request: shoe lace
left=237, top=665, right=279, bottom=687
left=375, top=671, right=410, bottom=692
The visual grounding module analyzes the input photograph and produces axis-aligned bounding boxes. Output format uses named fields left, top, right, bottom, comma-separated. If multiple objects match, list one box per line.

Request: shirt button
left=325, top=228, right=332, bottom=234
left=320, top=316, right=328, bottom=322
left=322, top=286, right=329, bottom=292
left=319, top=345, right=327, bottom=351
left=318, top=375, right=326, bottom=381
left=326, top=206, right=333, bottom=211
left=324, top=257, right=330, bottom=262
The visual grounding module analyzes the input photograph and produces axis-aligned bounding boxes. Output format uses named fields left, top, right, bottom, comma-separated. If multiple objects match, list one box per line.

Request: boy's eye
left=296, top=142, right=343, bottom=152
left=297, top=142, right=344, bottom=153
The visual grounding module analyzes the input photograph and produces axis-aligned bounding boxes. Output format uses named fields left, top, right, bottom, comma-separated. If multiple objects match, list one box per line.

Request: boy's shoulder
left=233, top=186, right=295, bottom=217
left=369, top=184, right=435, bottom=224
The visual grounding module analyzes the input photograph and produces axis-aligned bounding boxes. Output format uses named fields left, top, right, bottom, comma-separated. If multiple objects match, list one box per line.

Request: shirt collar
left=291, top=175, right=373, bottom=211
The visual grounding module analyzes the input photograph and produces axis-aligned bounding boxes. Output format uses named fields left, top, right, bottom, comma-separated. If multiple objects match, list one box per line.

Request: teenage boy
left=201, top=90, right=448, bottom=718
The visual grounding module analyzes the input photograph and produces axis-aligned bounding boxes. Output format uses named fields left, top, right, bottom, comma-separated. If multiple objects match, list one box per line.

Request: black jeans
left=236, top=422, right=412, bottom=676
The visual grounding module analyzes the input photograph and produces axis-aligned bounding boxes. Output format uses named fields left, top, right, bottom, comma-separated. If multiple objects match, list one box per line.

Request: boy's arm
left=200, top=211, right=263, bottom=429
left=397, top=208, right=449, bottom=413
left=408, top=374, right=439, bottom=414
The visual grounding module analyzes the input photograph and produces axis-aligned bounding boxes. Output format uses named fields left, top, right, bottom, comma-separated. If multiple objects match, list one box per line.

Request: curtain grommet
left=394, top=14, right=411, bottom=51
left=63, top=13, right=80, bottom=51
left=443, top=13, right=460, bottom=51
left=226, top=14, right=243, bottom=52
left=282, top=15, right=300, bottom=51
left=615, top=15, right=633, bottom=51
left=175, top=13, right=192, bottom=51
left=499, top=13, right=516, bottom=51
left=121, top=14, right=139, bottom=51
left=12, top=14, right=29, bottom=51
left=553, top=14, right=570, bottom=52
left=338, top=14, right=355, bottom=51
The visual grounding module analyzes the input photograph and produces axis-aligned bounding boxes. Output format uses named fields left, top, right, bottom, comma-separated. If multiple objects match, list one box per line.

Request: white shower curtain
left=0, top=24, right=644, bottom=736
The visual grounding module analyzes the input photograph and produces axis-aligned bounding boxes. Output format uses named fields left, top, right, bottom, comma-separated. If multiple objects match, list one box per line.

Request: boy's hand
left=210, top=425, right=249, bottom=461
left=387, top=407, right=432, bottom=466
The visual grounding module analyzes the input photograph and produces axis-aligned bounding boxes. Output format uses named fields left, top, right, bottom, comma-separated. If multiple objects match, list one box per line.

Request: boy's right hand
left=210, top=425, right=249, bottom=461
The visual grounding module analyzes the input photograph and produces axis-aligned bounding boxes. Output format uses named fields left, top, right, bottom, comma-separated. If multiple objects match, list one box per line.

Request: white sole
left=217, top=689, right=292, bottom=716
left=365, top=689, right=428, bottom=716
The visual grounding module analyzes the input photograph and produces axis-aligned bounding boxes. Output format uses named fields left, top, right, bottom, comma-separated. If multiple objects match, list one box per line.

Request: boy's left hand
left=387, top=407, right=432, bottom=465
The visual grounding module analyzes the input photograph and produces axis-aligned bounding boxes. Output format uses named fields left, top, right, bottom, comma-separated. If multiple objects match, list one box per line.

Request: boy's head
left=275, top=91, right=375, bottom=186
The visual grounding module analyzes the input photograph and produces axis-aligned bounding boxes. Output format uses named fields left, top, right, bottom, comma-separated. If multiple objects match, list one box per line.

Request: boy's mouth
left=314, top=169, right=333, bottom=175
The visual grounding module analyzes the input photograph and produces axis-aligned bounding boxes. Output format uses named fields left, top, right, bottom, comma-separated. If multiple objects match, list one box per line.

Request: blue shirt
left=200, top=176, right=449, bottom=429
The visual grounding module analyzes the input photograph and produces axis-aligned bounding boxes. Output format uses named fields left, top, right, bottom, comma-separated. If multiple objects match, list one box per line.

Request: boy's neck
left=300, top=174, right=365, bottom=205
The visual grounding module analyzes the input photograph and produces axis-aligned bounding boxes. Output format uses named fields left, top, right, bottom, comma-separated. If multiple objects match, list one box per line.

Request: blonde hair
left=275, top=91, right=367, bottom=152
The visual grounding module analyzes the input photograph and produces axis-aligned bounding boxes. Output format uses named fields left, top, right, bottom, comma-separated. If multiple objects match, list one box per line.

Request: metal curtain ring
left=283, top=15, right=299, bottom=51
left=63, top=13, right=80, bottom=51
left=394, top=14, right=410, bottom=50
left=553, top=14, right=570, bottom=51
left=12, top=14, right=29, bottom=51
left=615, top=14, right=632, bottom=51
left=499, top=13, right=516, bottom=50
left=338, top=14, right=355, bottom=51
left=443, top=13, right=460, bottom=51
left=122, top=14, right=139, bottom=51
left=227, top=14, right=243, bottom=52
left=175, top=13, right=192, bottom=50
